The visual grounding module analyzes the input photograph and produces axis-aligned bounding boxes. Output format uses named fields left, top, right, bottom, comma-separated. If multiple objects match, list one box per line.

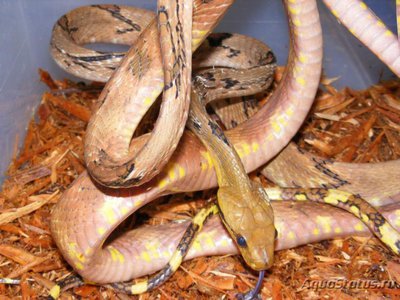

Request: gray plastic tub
left=0, top=0, right=396, bottom=183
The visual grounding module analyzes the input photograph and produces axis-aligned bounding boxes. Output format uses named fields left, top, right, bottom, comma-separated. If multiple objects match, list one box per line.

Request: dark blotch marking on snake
left=346, top=199, right=362, bottom=218
left=53, top=44, right=122, bottom=64
left=73, top=61, right=94, bottom=71
left=260, top=51, right=277, bottom=65
left=367, top=212, right=386, bottom=228
left=75, top=53, right=124, bottom=63
left=97, top=88, right=110, bottom=108
left=63, top=59, right=71, bottom=67
left=93, top=148, right=109, bottom=167
left=207, top=33, right=233, bottom=47
left=242, top=97, right=251, bottom=118
left=116, top=28, right=134, bottom=34
left=107, top=174, right=144, bottom=188
left=92, top=5, right=142, bottom=32
left=191, top=117, right=202, bottom=131
left=296, top=144, right=306, bottom=154
left=222, top=78, right=240, bottom=89
left=57, top=16, right=78, bottom=37
left=395, top=240, right=400, bottom=253
left=178, top=222, right=198, bottom=255
left=164, top=81, right=174, bottom=91
left=214, top=39, right=242, bottom=58
left=120, top=163, right=136, bottom=179
left=94, top=149, right=141, bottom=186
left=120, top=175, right=144, bottom=187
left=194, top=72, right=217, bottom=90
left=97, top=148, right=113, bottom=163
left=57, top=275, right=84, bottom=290
left=201, top=72, right=216, bottom=82
left=145, top=221, right=199, bottom=291
left=173, top=0, right=188, bottom=100
left=129, top=46, right=151, bottom=80
left=145, top=264, right=174, bottom=291
left=241, top=97, right=258, bottom=119
left=208, top=121, right=230, bottom=146
left=225, top=47, right=241, bottom=58
left=312, top=157, right=349, bottom=188
left=158, top=3, right=187, bottom=99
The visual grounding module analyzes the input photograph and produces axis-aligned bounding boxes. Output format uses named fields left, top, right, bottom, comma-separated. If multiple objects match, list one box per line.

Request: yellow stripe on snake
left=47, top=0, right=400, bottom=298
left=49, top=1, right=277, bottom=295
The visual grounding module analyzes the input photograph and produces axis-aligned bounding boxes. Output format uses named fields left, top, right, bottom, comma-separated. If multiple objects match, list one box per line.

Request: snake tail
left=110, top=204, right=219, bottom=294
left=266, top=187, right=400, bottom=255
left=48, top=205, right=219, bottom=297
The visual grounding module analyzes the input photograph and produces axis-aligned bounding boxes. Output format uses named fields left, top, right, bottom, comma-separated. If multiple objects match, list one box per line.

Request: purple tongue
left=236, top=270, right=265, bottom=300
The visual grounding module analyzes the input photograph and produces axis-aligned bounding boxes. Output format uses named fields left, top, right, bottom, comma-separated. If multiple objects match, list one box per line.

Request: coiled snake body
left=49, top=0, right=400, bottom=296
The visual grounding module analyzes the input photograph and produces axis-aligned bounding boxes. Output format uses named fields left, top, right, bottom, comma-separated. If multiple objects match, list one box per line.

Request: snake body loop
left=51, top=0, right=323, bottom=284
left=51, top=1, right=234, bottom=188
left=50, top=1, right=400, bottom=201
left=49, top=23, right=278, bottom=298
left=211, top=92, right=400, bottom=207
left=262, top=143, right=400, bottom=207
left=201, top=75, right=400, bottom=256
left=322, top=0, right=400, bottom=76
left=49, top=0, right=400, bottom=293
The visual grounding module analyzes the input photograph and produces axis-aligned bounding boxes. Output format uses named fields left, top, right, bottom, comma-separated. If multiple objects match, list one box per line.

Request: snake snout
left=242, top=226, right=275, bottom=271
left=246, top=246, right=274, bottom=271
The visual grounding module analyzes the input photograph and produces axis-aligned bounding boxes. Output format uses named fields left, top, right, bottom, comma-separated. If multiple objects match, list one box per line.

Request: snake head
left=217, top=183, right=275, bottom=271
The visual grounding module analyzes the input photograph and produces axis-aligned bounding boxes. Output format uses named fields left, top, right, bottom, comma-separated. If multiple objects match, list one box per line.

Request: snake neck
left=188, top=90, right=251, bottom=191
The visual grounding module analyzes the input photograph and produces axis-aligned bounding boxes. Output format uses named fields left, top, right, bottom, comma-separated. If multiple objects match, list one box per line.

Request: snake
left=50, top=0, right=278, bottom=296
left=48, top=0, right=400, bottom=296
left=51, top=0, right=234, bottom=188
left=50, top=0, right=400, bottom=201
left=212, top=94, right=400, bottom=207
left=101, top=45, right=277, bottom=297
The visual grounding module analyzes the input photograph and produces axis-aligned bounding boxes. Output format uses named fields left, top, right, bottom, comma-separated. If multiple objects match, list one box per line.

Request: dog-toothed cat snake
left=48, top=0, right=400, bottom=297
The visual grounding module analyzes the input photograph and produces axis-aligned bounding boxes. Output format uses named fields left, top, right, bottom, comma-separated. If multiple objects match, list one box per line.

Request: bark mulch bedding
left=0, top=68, right=400, bottom=299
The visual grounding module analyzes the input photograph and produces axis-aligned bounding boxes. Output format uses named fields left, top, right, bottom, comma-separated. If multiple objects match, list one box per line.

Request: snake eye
left=274, top=229, right=278, bottom=239
left=236, top=235, right=247, bottom=247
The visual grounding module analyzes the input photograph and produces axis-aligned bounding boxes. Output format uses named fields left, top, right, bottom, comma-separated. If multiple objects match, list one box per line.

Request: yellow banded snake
left=51, top=0, right=233, bottom=188
left=196, top=60, right=400, bottom=256
left=51, top=0, right=400, bottom=203
left=49, top=0, right=400, bottom=296
left=104, top=53, right=278, bottom=296
left=50, top=1, right=278, bottom=296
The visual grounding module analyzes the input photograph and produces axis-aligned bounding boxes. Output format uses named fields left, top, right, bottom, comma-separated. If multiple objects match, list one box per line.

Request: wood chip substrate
left=0, top=68, right=399, bottom=299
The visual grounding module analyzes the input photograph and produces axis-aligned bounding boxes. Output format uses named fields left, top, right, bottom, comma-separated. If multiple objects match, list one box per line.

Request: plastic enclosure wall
left=0, top=0, right=397, bottom=184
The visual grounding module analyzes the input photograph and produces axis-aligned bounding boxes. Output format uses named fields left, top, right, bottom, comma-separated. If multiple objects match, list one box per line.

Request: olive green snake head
left=217, top=182, right=275, bottom=271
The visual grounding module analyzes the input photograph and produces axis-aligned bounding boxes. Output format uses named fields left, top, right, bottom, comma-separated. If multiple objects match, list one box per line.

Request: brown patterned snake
left=49, top=0, right=400, bottom=295
left=52, top=1, right=236, bottom=188
left=263, top=0, right=400, bottom=207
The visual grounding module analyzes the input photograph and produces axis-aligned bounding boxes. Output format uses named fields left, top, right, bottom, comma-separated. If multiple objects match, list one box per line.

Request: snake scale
left=49, top=0, right=400, bottom=296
